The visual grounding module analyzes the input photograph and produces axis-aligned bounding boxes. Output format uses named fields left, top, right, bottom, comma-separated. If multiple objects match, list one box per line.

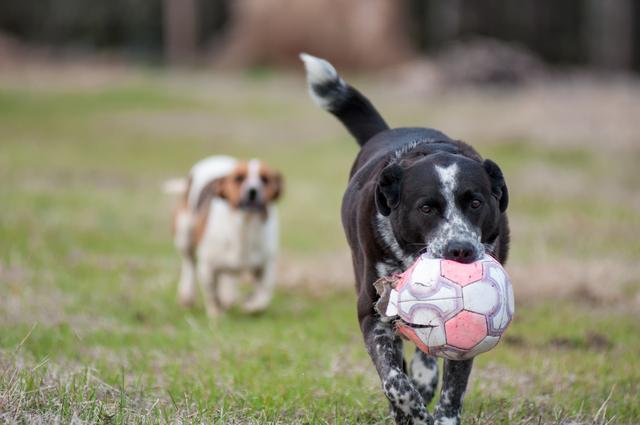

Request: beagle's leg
left=198, top=261, right=220, bottom=318
left=174, top=210, right=197, bottom=307
left=177, top=256, right=197, bottom=307
left=216, top=272, right=238, bottom=310
left=242, top=259, right=276, bottom=313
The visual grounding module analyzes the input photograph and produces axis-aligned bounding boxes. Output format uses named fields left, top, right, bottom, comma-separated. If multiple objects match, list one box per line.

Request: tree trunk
left=163, top=0, right=198, bottom=65
left=585, top=0, right=633, bottom=70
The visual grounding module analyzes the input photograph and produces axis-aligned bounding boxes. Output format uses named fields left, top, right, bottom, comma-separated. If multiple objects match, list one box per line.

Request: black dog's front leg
left=362, top=316, right=433, bottom=425
left=433, top=358, right=473, bottom=425
left=410, top=348, right=439, bottom=405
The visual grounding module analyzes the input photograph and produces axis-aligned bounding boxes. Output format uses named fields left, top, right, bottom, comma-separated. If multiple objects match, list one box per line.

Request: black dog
left=301, top=54, right=509, bottom=425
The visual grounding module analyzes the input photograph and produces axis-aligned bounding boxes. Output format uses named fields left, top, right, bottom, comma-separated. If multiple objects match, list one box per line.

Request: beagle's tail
left=300, top=53, right=389, bottom=146
left=162, top=177, right=188, bottom=195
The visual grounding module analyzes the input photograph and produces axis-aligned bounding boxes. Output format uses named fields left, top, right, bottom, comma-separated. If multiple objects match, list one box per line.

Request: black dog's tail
left=300, top=53, right=389, bottom=146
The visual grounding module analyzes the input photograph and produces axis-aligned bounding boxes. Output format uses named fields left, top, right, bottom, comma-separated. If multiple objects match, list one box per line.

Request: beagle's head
left=216, top=159, right=283, bottom=211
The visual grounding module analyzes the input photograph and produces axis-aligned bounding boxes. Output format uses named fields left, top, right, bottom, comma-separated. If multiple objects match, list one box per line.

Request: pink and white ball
left=384, top=255, right=514, bottom=360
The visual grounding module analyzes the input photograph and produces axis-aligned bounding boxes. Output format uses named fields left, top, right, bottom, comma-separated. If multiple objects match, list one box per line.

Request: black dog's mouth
left=398, top=318, right=437, bottom=329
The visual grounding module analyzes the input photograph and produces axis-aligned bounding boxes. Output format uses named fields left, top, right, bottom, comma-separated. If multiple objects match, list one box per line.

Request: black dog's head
left=375, top=152, right=508, bottom=263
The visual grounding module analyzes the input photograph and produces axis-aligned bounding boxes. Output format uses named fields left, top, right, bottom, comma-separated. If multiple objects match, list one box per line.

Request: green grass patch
left=3, top=297, right=638, bottom=423
left=1, top=74, right=639, bottom=423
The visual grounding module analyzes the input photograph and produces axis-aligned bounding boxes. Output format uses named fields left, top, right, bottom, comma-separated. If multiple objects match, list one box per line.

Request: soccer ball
left=382, top=254, right=514, bottom=360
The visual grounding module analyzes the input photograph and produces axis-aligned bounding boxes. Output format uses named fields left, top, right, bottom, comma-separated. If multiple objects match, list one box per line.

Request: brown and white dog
left=167, top=155, right=283, bottom=317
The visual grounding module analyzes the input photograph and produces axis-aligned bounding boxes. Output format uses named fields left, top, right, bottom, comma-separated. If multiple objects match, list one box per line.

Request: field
left=1, top=63, right=639, bottom=424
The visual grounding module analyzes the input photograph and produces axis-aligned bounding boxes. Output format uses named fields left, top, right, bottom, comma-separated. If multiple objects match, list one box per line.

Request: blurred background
left=1, top=1, right=639, bottom=424
left=1, top=0, right=640, bottom=72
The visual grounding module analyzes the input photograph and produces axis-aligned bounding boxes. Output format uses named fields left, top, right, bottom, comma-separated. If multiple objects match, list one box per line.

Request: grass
left=1, top=66, right=639, bottom=424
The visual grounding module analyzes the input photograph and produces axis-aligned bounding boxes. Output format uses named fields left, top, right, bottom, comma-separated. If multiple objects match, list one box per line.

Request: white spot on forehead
left=248, top=159, right=260, bottom=176
left=435, top=163, right=459, bottom=216
left=426, top=163, right=484, bottom=259
left=246, top=159, right=261, bottom=186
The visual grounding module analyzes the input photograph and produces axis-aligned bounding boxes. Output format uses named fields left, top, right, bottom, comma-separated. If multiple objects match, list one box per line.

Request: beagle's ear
left=483, top=159, right=509, bottom=212
left=264, top=172, right=283, bottom=202
left=196, top=177, right=226, bottom=209
left=375, top=164, right=403, bottom=216
left=212, top=177, right=227, bottom=199
left=272, top=172, right=283, bottom=201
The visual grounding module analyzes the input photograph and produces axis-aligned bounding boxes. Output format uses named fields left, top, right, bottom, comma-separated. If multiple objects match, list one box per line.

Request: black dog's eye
left=419, top=204, right=433, bottom=215
left=470, top=199, right=482, bottom=209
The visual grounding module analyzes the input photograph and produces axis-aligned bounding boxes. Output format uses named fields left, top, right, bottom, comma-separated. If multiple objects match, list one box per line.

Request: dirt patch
left=509, top=258, right=640, bottom=309
left=377, top=71, right=640, bottom=152
left=278, top=252, right=640, bottom=311
left=470, top=361, right=537, bottom=398
left=277, top=250, right=354, bottom=293
left=548, top=331, right=613, bottom=352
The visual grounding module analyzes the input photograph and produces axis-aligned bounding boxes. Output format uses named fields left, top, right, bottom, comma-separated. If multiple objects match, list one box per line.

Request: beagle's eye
left=260, top=175, right=269, bottom=184
left=234, top=175, right=245, bottom=184
left=470, top=199, right=482, bottom=209
left=419, top=204, right=433, bottom=215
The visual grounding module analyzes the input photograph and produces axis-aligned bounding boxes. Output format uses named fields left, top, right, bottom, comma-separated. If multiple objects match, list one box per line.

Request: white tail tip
left=162, top=178, right=188, bottom=194
left=299, top=52, right=346, bottom=110
left=299, top=52, right=339, bottom=85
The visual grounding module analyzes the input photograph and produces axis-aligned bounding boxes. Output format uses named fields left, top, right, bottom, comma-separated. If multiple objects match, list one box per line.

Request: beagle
left=169, top=155, right=283, bottom=317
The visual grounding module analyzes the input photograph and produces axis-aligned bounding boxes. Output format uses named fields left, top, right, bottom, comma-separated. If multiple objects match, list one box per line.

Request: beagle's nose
left=248, top=187, right=258, bottom=202
left=444, top=241, right=476, bottom=264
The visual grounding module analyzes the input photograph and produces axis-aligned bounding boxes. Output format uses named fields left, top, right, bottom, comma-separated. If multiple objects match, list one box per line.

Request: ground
left=0, top=63, right=639, bottom=424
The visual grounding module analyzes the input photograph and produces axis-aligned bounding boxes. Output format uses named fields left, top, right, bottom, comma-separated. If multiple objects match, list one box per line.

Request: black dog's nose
left=444, top=241, right=476, bottom=264
left=248, top=188, right=257, bottom=202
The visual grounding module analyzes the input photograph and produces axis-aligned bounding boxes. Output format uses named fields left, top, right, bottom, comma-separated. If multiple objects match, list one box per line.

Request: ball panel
left=433, top=346, right=468, bottom=361
left=489, top=305, right=512, bottom=336
left=394, top=260, right=420, bottom=291
left=425, top=324, right=447, bottom=347
left=407, top=305, right=441, bottom=326
left=399, top=297, right=463, bottom=323
left=406, top=258, right=443, bottom=298
left=462, top=279, right=499, bottom=315
left=396, top=322, right=431, bottom=354
left=385, top=289, right=399, bottom=317
left=444, top=310, right=487, bottom=350
left=464, top=335, right=500, bottom=358
left=482, top=260, right=514, bottom=336
left=404, top=274, right=461, bottom=303
left=486, top=262, right=509, bottom=294
left=398, top=276, right=460, bottom=303
left=507, top=279, right=515, bottom=316
left=441, top=259, right=484, bottom=286
left=412, top=320, right=447, bottom=348
left=398, top=298, right=463, bottom=325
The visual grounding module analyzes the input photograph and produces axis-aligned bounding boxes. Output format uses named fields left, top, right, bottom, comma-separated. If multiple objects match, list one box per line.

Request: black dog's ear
left=483, top=159, right=509, bottom=212
left=375, top=164, right=403, bottom=216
